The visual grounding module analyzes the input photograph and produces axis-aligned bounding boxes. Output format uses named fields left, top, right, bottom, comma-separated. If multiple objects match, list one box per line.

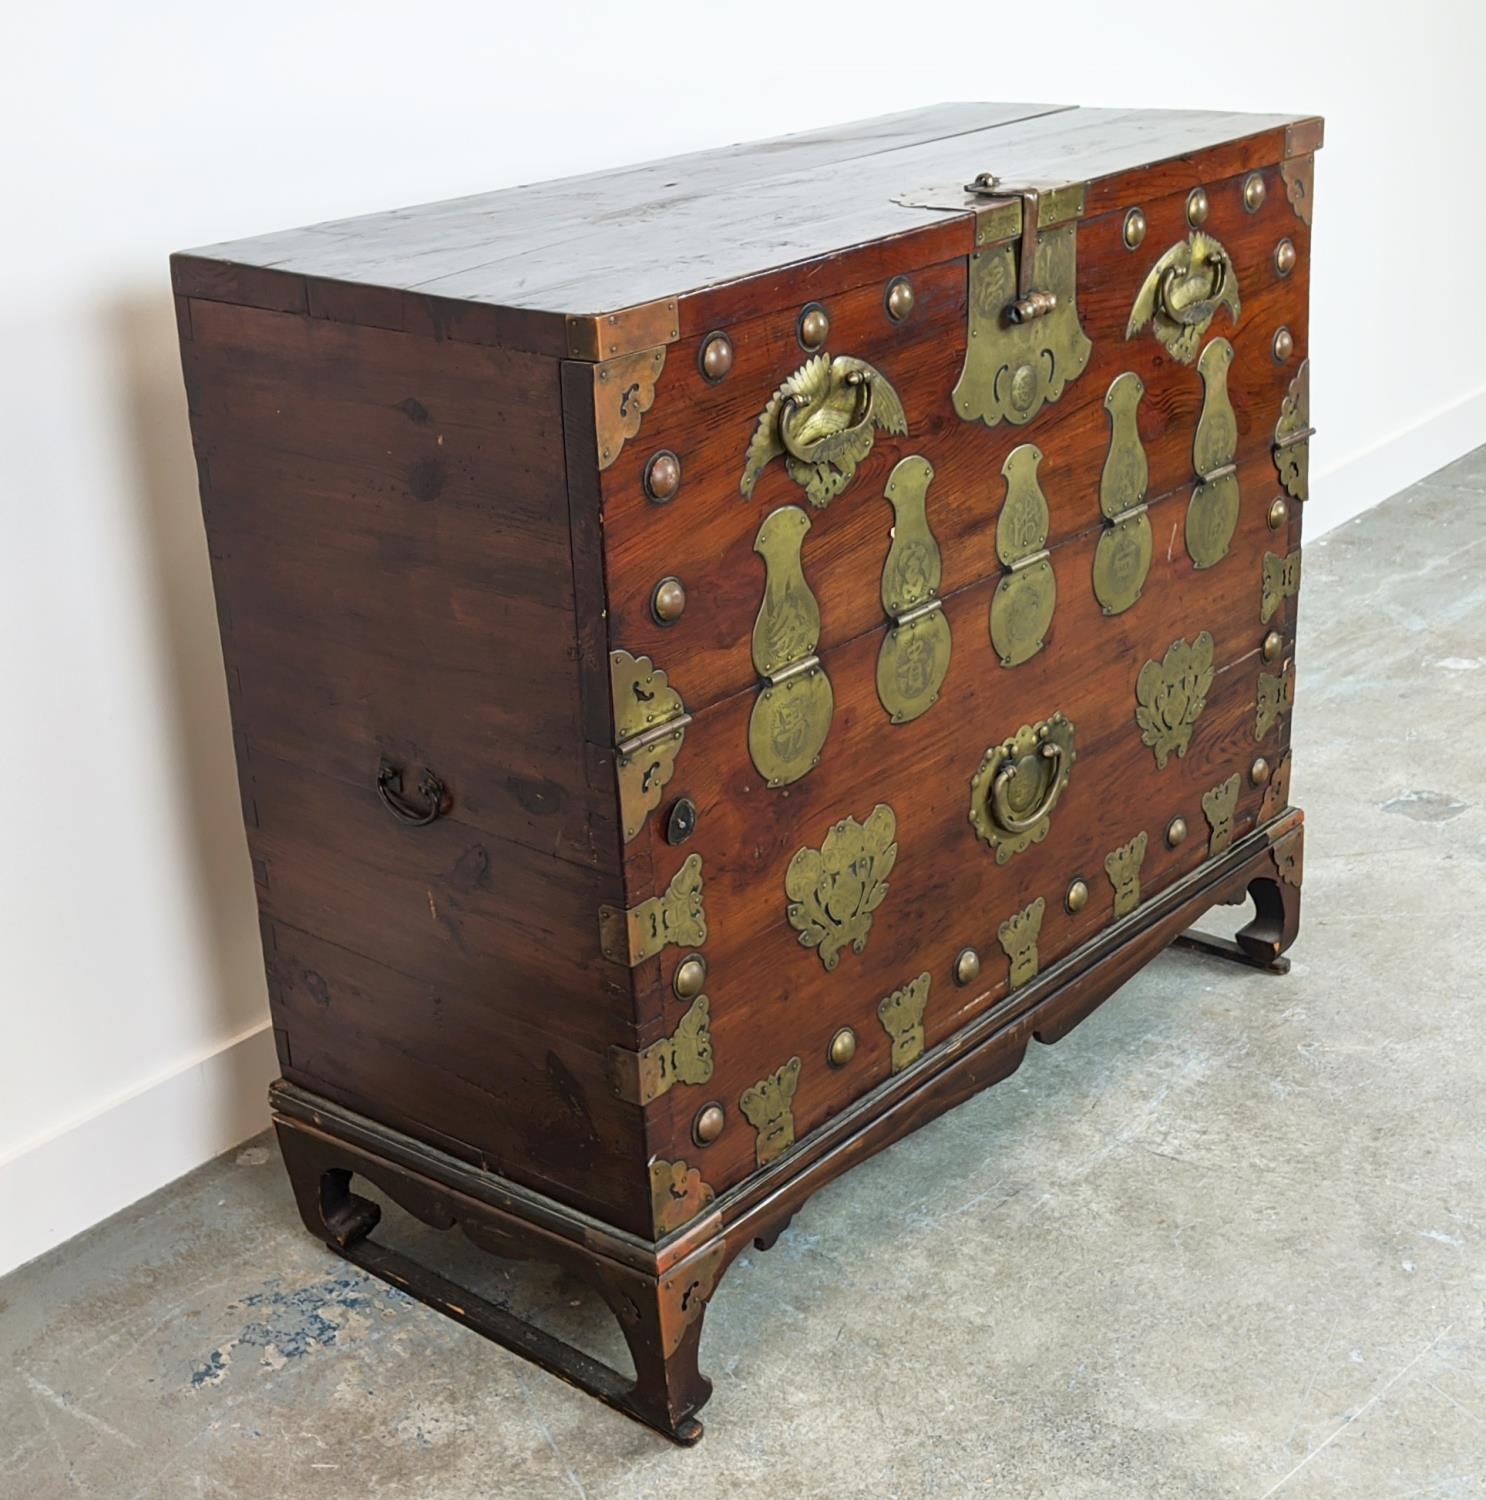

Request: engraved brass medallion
left=877, top=972, right=931, bottom=1073
left=1127, top=233, right=1241, bottom=364
left=954, top=222, right=1092, bottom=428
left=749, top=506, right=833, bottom=787
left=1201, top=774, right=1242, bottom=856
left=998, top=898, right=1045, bottom=989
left=1135, top=632, right=1216, bottom=770
left=785, top=803, right=898, bottom=971
left=649, top=1158, right=715, bottom=1236
left=1261, top=549, right=1302, bottom=623
left=969, top=714, right=1076, bottom=863
left=990, top=444, right=1057, bottom=667
left=876, top=456, right=952, bottom=724
left=740, top=1057, right=802, bottom=1167
left=741, top=354, right=907, bottom=507
left=611, top=649, right=691, bottom=842
left=1187, top=339, right=1240, bottom=570
left=1094, top=372, right=1153, bottom=615
left=599, top=853, right=706, bottom=966
left=1273, top=358, right=1312, bottom=501
left=613, top=994, right=714, bottom=1106
left=1105, top=832, right=1148, bottom=917
left=1256, top=661, right=1296, bottom=739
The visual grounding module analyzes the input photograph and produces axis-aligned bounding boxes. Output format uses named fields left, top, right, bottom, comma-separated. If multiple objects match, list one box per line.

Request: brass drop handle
left=1158, top=243, right=1233, bottom=328
left=376, top=761, right=447, bottom=826
left=778, top=367, right=876, bottom=467
left=990, top=740, right=1071, bottom=835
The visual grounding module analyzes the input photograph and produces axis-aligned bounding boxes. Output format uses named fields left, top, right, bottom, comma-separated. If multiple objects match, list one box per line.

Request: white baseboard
left=1308, top=385, right=1486, bottom=538
left=0, top=1021, right=278, bottom=1279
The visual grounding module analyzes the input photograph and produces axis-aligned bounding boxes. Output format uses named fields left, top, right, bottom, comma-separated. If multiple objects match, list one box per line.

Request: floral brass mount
left=998, top=897, right=1045, bottom=989
left=599, top=853, right=707, bottom=966
left=876, top=456, right=952, bottom=724
left=969, top=714, right=1076, bottom=864
left=740, top=353, right=907, bottom=508
left=740, top=1057, right=801, bottom=1168
left=878, top=972, right=931, bottom=1073
left=593, top=347, right=666, bottom=470
left=1273, top=359, right=1312, bottom=502
left=953, top=181, right=1092, bottom=428
left=1093, top=372, right=1153, bottom=616
left=1202, top=774, right=1242, bottom=857
left=990, top=444, right=1057, bottom=667
left=1127, top=232, right=1241, bottom=364
left=611, top=649, right=691, bottom=843
left=785, top=803, right=898, bottom=971
left=1135, top=632, right=1216, bottom=770
left=650, top=1158, right=715, bottom=1236
left=1257, top=660, right=1295, bottom=739
left=609, top=994, right=713, bottom=1106
left=749, top=506, right=833, bottom=788
left=1261, top=549, right=1302, bottom=624
left=1187, top=339, right=1241, bottom=570
left=1105, top=832, right=1148, bottom=917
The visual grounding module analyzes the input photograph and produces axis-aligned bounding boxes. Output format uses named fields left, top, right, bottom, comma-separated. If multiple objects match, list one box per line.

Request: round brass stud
left=798, top=302, right=830, bottom=350
left=1166, top=816, right=1189, bottom=848
left=692, top=1103, right=725, bottom=1147
left=1243, top=172, right=1267, bottom=213
left=1275, top=237, right=1297, bottom=277
left=673, top=953, right=707, bottom=1000
left=1262, top=630, right=1284, bottom=662
left=828, top=1027, right=858, bottom=1069
left=1065, top=878, right=1090, bottom=914
left=1251, top=757, right=1271, bottom=787
left=885, top=275, right=915, bottom=322
left=699, top=331, right=734, bottom=383
left=650, top=575, right=687, bottom=625
left=1272, top=326, right=1295, bottom=364
left=644, top=449, right=681, bottom=504
left=1123, top=206, right=1148, bottom=250
left=1187, top=186, right=1210, bottom=227
left=1267, top=496, right=1289, bottom=532
left=953, top=947, right=982, bottom=987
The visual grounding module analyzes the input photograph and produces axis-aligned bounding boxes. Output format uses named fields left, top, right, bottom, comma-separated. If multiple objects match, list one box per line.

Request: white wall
left=2, top=1, right=1482, bottom=1276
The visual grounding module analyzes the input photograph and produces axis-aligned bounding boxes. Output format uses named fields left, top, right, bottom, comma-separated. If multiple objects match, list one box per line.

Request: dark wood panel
left=268, top=920, right=649, bottom=1234
left=602, top=167, right=1310, bottom=720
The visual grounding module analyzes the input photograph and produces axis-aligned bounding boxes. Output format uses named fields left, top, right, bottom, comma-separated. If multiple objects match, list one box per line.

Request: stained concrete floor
left=5, top=455, right=1486, bottom=1499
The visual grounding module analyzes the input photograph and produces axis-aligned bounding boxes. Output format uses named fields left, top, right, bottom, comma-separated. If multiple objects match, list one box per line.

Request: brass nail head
left=1123, top=207, right=1147, bottom=250
left=1273, top=326, right=1295, bottom=364
left=885, top=276, right=915, bottom=321
left=953, top=947, right=982, bottom=987
left=1251, top=757, right=1271, bottom=786
left=1166, top=816, right=1188, bottom=848
left=1065, top=878, right=1089, bottom=914
left=798, top=303, right=830, bottom=350
left=1262, top=630, right=1284, bottom=662
left=1268, top=497, right=1289, bottom=531
left=828, top=1027, right=858, bottom=1068
left=651, top=575, right=687, bottom=624
left=1275, top=237, right=1297, bottom=276
left=693, top=1103, right=725, bottom=1146
left=700, top=332, right=734, bottom=382
left=1187, top=187, right=1210, bottom=227
left=673, top=954, right=707, bottom=1000
left=644, top=449, right=681, bottom=503
left=1243, top=172, right=1267, bottom=212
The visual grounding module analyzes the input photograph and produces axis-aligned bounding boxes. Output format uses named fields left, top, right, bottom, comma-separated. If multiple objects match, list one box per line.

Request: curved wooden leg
left=1172, top=824, right=1302, bottom=974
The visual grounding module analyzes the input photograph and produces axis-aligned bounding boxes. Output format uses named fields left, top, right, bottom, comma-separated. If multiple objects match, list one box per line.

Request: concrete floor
left=5, top=454, right=1485, bottom=1499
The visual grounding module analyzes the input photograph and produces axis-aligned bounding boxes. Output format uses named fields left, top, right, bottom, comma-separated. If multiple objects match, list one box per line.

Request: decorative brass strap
left=989, top=444, right=1057, bottom=668
left=1201, top=774, right=1242, bottom=857
left=1187, top=339, right=1241, bottom=570
left=740, top=1058, right=801, bottom=1168
left=998, top=897, right=1046, bottom=990
left=1094, top=372, right=1154, bottom=616
left=1261, top=549, right=1303, bottom=624
left=609, top=994, right=713, bottom=1105
left=876, top=456, right=951, bottom=724
left=1104, top=832, right=1148, bottom=917
left=598, top=854, right=706, bottom=966
left=1273, top=359, right=1312, bottom=501
left=877, top=972, right=931, bottom=1073
left=611, top=650, right=690, bottom=843
left=1256, top=661, right=1296, bottom=740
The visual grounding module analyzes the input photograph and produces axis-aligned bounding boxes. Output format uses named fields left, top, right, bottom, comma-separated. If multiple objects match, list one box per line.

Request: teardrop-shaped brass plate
left=1092, top=509, right=1154, bottom=615
left=1185, top=472, right=1241, bottom=571
left=1193, top=338, right=1237, bottom=479
left=876, top=455, right=951, bottom=723
left=750, top=665, right=833, bottom=788
left=878, top=609, right=952, bottom=724
left=991, top=561, right=1056, bottom=668
left=1100, top=372, right=1148, bottom=519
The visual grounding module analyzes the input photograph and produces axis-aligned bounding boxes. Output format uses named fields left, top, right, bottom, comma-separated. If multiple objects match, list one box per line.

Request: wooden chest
left=174, top=102, right=1319, bottom=1441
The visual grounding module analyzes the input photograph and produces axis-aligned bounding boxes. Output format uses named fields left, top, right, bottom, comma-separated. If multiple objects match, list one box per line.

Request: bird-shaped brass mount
left=741, top=353, right=907, bottom=508
left=1126, top=232, right=1241, bottom=364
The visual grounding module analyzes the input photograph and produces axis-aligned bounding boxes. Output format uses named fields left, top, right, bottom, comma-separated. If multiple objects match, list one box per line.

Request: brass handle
left=989, top=740, right=1071, bottom=834
left=778, top=367, right=876, bottom=467
left=1158, top=243, right=1233, bottom=328
left=376, top=761, right=447, bottom=826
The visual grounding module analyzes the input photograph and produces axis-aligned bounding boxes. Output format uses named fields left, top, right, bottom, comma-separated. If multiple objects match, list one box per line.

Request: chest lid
left=174, top=103, right=1323, bottom=360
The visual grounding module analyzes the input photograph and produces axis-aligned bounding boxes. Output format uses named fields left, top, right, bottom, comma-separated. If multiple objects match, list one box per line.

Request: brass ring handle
left=376, top=761, right=447, bottom=826
left=989, top=742, right=1070, bottom=835
left=778, top=369, right=875, bottom=466
left=1158, top=247, right=1232, bottom=328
